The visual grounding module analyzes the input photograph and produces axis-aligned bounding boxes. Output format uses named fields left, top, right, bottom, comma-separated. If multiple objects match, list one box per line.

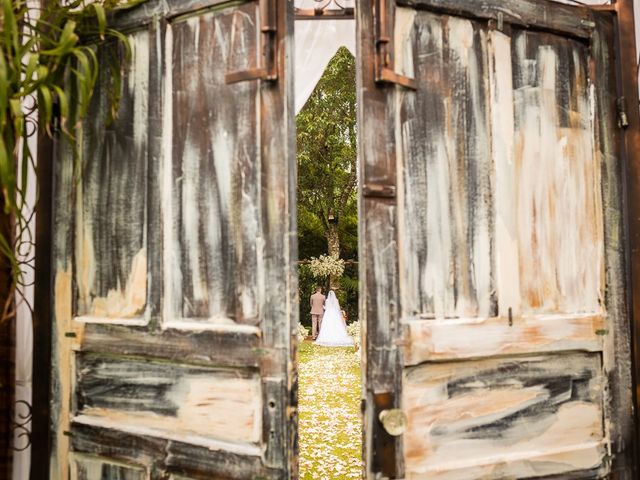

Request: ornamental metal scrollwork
left=12, top=400, right=32, bottom=451
left=294, top=0, right=354, bottom=19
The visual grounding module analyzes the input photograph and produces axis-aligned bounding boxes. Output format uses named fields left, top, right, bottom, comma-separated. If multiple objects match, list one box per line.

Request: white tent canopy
left=294, top=0, right=355, bottom=113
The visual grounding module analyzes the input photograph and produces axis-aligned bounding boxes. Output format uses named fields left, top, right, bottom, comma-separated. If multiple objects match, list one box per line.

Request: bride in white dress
left=315, top=290, right=354, bottom=347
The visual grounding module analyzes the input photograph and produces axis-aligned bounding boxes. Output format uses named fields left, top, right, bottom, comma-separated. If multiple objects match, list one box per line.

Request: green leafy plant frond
left=0, top=0, right=136, bottom=323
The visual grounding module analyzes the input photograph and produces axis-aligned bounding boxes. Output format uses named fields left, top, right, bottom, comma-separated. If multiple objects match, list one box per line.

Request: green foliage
left=298, top=264, right=318, bottom=328
left=297, top=46, right=357, bottom=247
left=297, top=47, right=359, bottom=325
left=338, top=263, right=358, bottom=323
left=0, top=0, right=133, bottom=321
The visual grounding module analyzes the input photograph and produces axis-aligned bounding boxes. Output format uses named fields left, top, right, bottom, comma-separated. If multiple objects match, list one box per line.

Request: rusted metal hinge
left=226, top=0, right=278, bottom=84
left=617, top=97, right=629, bottom=128
left=373, top=0, right=416, bottom=90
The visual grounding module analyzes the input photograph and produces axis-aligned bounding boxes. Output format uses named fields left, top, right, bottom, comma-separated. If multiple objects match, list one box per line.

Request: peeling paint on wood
left=51, top=0, right=296, bottom=477
left=403, top=353, right=605, bottom=479
left=76, top=355, right=262, bottom=444
left=71, top=454, right=147, bottom=480
left=164, top=4, right=262, bottom=326
left=360, top=0, right=631, bottom=477
left=76, top=30, right=150, bottom=320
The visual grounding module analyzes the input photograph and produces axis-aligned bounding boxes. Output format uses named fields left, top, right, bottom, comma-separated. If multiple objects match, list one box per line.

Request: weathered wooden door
left=358, top=0, right=635, bottom=478
left=49, top=0, right=296, bottom=478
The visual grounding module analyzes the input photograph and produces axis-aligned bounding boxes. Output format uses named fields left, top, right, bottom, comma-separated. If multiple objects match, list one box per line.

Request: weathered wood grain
left=591, top=13, right=635, bottom=476
left=403, top=313, right=605, bottom=365
left=73, top=322, right=263, bottom=367
left=164, top=4, right=261, bottom=326
left=403, top=353, right=605, bottom=479
left=71, top=454, right=147, bottom=480
left=51, top=0, right=296, bottom=477
left=398, top=12, right=495, bottom=320
left=76, top=30, right=150, bottom=320
left=513, top=30, right=603, bottom=317
left=395, top=0, right=595, bottom=39
left=75, top=355, right=261, bottom=444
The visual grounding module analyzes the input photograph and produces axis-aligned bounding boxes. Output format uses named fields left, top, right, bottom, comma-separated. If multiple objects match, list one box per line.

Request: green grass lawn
left=298, top=340, right=363, bottom=479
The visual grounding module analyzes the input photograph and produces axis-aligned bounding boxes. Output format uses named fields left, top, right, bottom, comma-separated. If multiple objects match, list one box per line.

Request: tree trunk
left=326, top=223, right=340, bottom=290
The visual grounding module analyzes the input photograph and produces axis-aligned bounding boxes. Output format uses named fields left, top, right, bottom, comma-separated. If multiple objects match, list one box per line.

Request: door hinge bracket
left=226, top=0, right=278, bottom=84
left=617, top=96, right=629, bottom=128
left=373, top=0, right=416, bottom=90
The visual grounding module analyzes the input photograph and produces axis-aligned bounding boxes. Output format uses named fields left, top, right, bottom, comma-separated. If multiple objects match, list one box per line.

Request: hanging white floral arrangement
left=308, top=254, right=345, bottom=279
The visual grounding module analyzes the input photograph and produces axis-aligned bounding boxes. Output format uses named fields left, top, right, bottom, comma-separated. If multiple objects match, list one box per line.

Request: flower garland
left=308, top=254, right=345, bottom=278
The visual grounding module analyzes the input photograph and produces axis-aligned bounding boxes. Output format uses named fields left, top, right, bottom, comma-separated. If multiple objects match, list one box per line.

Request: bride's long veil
left=315, top=290, right=353, bottom=346
left=325, top=291, right=341, bottom=315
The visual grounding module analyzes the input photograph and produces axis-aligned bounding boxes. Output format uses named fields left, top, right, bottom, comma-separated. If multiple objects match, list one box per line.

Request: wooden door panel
left=71, top=455, right=148, bottom=480
left=398, top=12, right=495, bottom=320
left=512, top=30, right=602, bottom=316
left=395, top=10, right=610, bottom=478
left=403, top=353, right=605, bottom=479
left=76, top=29, right=150, bottom=321
left=167, top=4, right=262, bottom=325
left=398, top=12, right=607, bottom=368
left=74, top=354, right=262, bottom=444
left=359, top=0, right=632, bottom=478
left=51, top=0, right=295, bottom=478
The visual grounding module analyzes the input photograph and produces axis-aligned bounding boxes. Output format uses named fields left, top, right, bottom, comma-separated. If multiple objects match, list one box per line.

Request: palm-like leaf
left=0, top=0, right=134, bottom=323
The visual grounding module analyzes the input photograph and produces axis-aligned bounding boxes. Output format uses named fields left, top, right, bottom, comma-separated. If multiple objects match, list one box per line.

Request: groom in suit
left=310, top=287, right=326, bottom=340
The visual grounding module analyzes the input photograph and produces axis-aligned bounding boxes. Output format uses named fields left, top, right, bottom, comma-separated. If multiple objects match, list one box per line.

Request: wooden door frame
left=30, top=116, right=56, bottom=480
left=614, top=0, right=640, bottom=475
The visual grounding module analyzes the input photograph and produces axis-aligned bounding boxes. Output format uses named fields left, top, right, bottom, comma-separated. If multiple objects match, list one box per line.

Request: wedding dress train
left=315, top=291, right=354, bottom=347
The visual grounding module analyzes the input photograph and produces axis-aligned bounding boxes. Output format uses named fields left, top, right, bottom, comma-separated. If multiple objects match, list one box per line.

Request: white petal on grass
left=298, top=342, right=364, bottom=479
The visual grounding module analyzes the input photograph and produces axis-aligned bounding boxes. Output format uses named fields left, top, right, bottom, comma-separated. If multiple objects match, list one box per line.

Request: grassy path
left=298, top=341, right=363, bottom=479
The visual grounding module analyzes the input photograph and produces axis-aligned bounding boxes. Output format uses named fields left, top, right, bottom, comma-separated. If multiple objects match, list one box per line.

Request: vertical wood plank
left=260, top=0, right=297, bottom=474
left=398, top=12, right=495, bottom=320
left=512, top=31, right=602, bottom=316
left=50, top=102, right=76, bottom=480
left=76, top=31, right=150, bottom=319
left=592, top=11, right=636, bottom=477
left=146, top=17, right=165, bottom=323
left=489, top=29, right=520, bottom=316
left=167, top=6, right=260, bottom=324
left=358, top=0, right=404, bottom=476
